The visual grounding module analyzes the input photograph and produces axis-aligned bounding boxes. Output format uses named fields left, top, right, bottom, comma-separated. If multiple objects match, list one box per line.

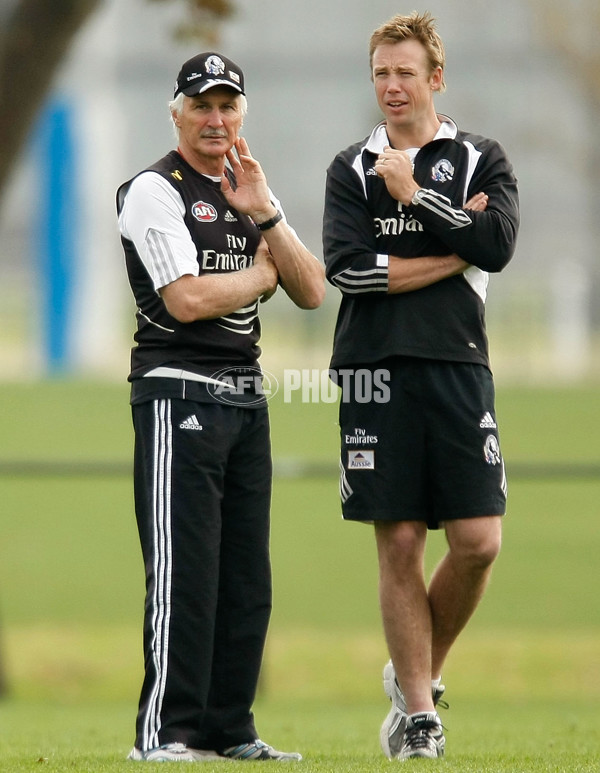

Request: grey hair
left=168, top=91, right=248, bottom=141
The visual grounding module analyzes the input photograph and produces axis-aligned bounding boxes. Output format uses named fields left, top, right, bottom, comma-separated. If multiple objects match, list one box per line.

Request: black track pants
left=131, top=398, right=272, bottom=752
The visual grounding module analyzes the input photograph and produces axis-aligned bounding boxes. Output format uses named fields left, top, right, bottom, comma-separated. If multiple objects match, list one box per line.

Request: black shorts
left=338, top=358, right=507, bottom=529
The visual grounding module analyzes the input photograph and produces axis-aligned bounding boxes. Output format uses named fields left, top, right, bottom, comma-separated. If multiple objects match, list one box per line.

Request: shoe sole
left=399, top=750, right=443, bottom=760
left=380, top=661, right=408, bottom=759
left=380, top=704, right=407, bottom=759
left=128, top=747, right=225, bottom=762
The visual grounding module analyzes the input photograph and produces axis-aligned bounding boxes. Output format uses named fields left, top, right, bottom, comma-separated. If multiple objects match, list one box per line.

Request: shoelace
left=159, top=743, right=188, bottom=754
left=224, top=742, right=265, bottom=759
left=433, top=685, right=449, bottom=711
left=403, top=722, right=442, bottom=751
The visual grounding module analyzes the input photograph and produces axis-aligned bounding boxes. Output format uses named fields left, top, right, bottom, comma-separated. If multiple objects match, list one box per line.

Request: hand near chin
left=375, top=146, right=419, bottom=205
left=221, top=137, right=272, bottom=219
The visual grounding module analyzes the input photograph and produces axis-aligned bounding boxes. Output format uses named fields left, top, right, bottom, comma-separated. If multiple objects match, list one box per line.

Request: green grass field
left=0, top=381, right=599, bottom=771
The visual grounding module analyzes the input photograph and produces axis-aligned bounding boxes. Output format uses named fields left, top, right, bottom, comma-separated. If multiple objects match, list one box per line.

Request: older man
left=118, top=51, right=324, bottom=762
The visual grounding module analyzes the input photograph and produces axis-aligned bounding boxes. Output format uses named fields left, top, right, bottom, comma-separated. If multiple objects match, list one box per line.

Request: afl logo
left=192, top=201, right=218, bottom=222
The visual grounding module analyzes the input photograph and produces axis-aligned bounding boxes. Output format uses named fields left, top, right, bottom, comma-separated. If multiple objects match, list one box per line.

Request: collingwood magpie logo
left=205, top=55, right=226, bottom=76
left=483, top=435, right=501, bottom=466
left=431, top=159, right=454, bottom=183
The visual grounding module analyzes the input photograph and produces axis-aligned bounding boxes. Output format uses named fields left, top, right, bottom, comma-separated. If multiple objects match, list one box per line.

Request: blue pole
left=35, top=97, right=78, bottom=375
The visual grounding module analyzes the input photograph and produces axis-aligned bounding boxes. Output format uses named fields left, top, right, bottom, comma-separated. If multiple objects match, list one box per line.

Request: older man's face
left=174, top=86, right=243, bottom=171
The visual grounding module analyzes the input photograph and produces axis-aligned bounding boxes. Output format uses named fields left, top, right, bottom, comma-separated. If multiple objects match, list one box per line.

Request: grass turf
left=0, top=692, right=598, bottom=771
left=0, top=381, right=599, bottom=770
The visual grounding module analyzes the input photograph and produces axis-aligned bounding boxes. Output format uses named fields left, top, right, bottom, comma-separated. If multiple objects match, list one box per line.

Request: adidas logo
left=180, top=415, right=203, bottom=431
left=224, top=210, right=238, bottom=222
left=479, top=412, right=497, bottom=429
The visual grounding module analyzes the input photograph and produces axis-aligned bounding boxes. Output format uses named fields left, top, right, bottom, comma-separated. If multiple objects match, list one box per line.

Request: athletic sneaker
left=127, top=742, right=222, bottom=761
left=380, top=660, right=447, bottom=759
left=398, top=711, right=445, bottom=760
left=221, top=739, right=302, bottom=761
left=380, top=660, right=408, bottom=759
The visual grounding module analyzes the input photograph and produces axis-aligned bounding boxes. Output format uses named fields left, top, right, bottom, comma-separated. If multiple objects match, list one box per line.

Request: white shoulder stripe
left=352, top=154, right=368, bottom=198
left=463, top=141, right=483, bottom=204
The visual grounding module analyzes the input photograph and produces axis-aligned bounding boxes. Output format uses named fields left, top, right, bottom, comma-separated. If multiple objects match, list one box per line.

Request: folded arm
left=375, top=142, right=519, bottom=272
left=160, top=240, right=278, bottom=323
left=386, top=192, right=486, bottom=294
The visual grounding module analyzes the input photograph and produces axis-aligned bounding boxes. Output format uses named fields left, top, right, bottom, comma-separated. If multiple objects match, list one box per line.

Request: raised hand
left=221, top=137, right=275, bottom=221
left=375, top=145, right=419, bottom=206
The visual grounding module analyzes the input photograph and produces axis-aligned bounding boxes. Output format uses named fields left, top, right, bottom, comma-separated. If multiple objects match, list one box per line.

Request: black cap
left=174, top=52, right=245, bottom=98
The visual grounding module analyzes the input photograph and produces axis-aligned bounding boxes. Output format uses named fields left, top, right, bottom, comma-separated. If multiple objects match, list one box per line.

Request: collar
left=364, top=114, right=458, bottom=154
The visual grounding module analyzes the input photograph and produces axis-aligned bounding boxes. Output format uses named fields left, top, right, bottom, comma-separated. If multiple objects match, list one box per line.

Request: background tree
left=0, top=0, right=233, bottom=697
left=0, top=0, right=233, bottom=203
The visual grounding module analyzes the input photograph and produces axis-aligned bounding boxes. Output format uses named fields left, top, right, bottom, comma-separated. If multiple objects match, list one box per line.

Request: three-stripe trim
left=416, top=189, right=472, bottom=229
left=146, top=229, right=181, bottom=288
left=331, top=267, right=388, bottom=294
left=340, top=460, right=354, bottom=504
left=142, top=399, right=174, bottom=750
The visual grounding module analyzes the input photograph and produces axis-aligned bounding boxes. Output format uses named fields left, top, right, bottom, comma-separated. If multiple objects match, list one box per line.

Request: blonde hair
left=369, top=11, right=446, bottom=92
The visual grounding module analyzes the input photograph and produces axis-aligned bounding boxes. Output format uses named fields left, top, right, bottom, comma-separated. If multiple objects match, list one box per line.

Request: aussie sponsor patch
left=347, top=450, right=375, bottom=470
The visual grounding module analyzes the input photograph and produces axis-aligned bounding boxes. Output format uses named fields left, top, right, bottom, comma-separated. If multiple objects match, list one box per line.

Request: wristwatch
left=411, top=188, right=427, bottom=206
left=255, top=210, right=283, bottom=231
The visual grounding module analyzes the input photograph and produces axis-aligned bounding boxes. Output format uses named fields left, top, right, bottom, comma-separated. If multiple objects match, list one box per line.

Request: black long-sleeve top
left=323, top=116, right=519, bottom=370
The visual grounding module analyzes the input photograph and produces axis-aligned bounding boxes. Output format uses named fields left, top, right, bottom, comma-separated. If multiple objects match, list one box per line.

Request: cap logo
left=205, top=55, right=226, bottom=77
left=175, top=53, right=244, bottom=97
